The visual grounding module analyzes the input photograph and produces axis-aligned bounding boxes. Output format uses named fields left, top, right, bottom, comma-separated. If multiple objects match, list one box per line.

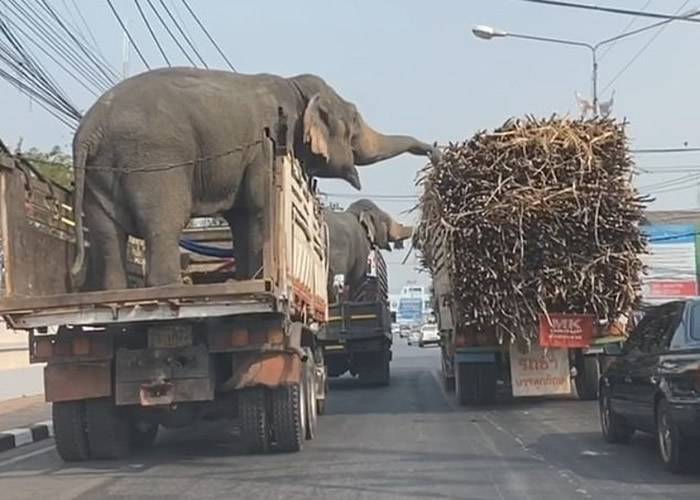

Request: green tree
left=22, top=145, right=73, bottom=189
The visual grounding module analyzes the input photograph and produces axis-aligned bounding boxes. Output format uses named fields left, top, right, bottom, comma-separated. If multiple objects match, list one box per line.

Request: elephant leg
left=144, top=232, right=184, bottom=287
left=84, top=205, right=128, bottom=290
left=226, top=210, right=263, bottom=280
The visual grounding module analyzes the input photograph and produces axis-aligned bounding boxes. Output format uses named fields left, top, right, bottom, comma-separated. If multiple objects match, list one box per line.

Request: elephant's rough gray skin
left=71, top=68, right=439, bottom=290
left=324, top=199, right=413, bottom=303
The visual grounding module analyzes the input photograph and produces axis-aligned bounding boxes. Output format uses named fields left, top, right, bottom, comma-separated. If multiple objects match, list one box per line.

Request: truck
left=318, top=249, right=392, bottom=385
left=0, top=120, right=330, bottom=460
left=430, top=232, right=628, bottom=405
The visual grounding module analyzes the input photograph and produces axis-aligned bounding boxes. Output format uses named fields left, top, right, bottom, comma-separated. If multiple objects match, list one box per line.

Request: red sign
left=539, top=314, right=595, bottom=348
left=647, top=281, right=698, bottom=297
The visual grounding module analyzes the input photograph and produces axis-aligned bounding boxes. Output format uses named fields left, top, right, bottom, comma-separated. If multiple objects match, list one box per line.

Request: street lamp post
left=472, top=20, right=687, bottom=115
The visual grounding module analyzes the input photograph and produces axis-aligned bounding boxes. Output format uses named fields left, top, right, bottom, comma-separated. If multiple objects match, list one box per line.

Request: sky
left=2, top=0, right=700, bottom=292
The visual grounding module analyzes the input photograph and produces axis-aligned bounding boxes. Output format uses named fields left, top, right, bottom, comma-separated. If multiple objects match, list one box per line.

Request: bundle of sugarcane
left=416, top=116, right=649, bottom=341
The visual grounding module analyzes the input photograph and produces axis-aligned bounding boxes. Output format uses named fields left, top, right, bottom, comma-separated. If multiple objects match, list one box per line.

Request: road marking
left=0, top=444, right=55, bottom=468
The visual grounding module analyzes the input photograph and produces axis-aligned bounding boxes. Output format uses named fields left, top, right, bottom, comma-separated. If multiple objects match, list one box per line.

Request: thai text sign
left=510, top=343, right=571, bottom=397
left=539, top=314, right=595, bottom=348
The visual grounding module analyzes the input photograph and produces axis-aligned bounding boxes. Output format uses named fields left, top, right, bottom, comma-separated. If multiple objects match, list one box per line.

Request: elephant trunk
left=354, top=117, right=435, bottom=166
left=389, top=221, right=413, bottom=242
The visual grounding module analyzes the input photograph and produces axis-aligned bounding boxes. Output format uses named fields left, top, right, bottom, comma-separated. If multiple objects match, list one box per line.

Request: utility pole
left=121, top=21, right=130, bottom=80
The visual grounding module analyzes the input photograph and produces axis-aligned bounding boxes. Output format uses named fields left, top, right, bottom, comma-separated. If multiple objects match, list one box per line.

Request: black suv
left=599, top=300, right=700, bottom=473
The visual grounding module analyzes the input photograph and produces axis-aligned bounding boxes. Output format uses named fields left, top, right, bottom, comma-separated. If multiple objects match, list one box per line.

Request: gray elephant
left=70, top=67, right=440, bottom=290
left=324, top=199, right=413, bottom=303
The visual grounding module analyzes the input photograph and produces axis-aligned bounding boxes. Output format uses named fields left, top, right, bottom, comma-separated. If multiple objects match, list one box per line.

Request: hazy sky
left=2, top=0, right=699, bottom=291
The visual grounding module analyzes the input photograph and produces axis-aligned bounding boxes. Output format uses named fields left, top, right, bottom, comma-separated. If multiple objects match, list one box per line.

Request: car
left=419, top=323, right=440, bottom=347
left=407, top=328, right=421, bottom=346
left=391, top=323, right=400, bottom=337
left=398, top=324, right=410, bottom=339
left=598, top=299, right=700, bottom=473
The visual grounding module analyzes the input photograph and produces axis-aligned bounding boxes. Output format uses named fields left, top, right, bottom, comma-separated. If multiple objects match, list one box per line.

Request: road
left=0, top=341, right=697, bottom=500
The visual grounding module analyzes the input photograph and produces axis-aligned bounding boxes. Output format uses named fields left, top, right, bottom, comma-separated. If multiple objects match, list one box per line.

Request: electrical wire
left=522, top=0, right=700, bottom=23
left=134, top=0, right=171, bottom=66
left=180, top=0, right=236, bottom=72
left=601, top=0, right=691, bottom=94
left=599, top=0, right=654, bottom=61
left=145, top=0, right=197, bottom=66
left=106, top=0, right=151, bottom=70
left=158, top=0, right=207, bottom=67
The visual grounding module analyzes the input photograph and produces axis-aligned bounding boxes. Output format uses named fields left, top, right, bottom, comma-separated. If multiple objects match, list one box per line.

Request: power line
left=106, top=0, right=151, bottom=70
left=599, top=0, right=654, bottom=61
left=180, top=0, right=236, bottom=72
left=145, top=0, right=197, bottom=66
left=158, top=0, right=207, bottom=67
left=633, top=147, right=700, bottom=154
left=522, top=0, right=700, bottom=23
left=601, top=0, right=691, bottom=93
left=134, top=0, right=171, bottom=66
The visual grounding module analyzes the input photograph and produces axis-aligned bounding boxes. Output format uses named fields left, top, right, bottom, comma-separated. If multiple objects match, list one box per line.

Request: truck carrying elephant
left=319, top=199, right=412, bottom=385
left=71, top=67, right=440, bottom=290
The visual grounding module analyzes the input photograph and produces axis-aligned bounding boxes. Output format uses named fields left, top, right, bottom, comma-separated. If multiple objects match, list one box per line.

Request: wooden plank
left=0, top=279, right=272, bottom=312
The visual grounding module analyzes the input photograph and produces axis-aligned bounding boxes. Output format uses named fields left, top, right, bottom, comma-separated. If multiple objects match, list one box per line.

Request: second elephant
left=324, top=199, right=412, bottom=302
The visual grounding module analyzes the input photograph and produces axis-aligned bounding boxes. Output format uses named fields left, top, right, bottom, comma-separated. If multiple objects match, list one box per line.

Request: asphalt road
left=0, top=341, right=697, bottom=500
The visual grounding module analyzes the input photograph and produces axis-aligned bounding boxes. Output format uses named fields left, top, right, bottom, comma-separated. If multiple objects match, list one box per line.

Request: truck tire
left=271, top=383, right=304, bottom=452
left=84, top=398, right=131, bottom=460
left=576, top=355, right=600, bottom=401
left=129, top=420, right=159, bottom=449
left=239, top=387, right=270, bottom=454
left=456, top=363, right=497, bottom=405
left=441, top=350, right=455, bottom=392
left=53, top=401, right=89, bottom=462
left=304, top=360, right=318, bottom=441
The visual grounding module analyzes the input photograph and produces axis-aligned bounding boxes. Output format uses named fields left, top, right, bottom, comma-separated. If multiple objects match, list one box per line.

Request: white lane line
left=0, top=444, right=55, bottom=468
left=4, top=429, right=33, bottom=447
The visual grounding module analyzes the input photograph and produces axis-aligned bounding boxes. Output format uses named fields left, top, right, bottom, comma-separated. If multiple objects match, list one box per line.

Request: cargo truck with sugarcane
left=417, top=117, right=647, bottom=405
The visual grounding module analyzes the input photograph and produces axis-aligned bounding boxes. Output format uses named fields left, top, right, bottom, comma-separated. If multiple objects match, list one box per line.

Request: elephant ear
left=360, top=211, right=390, bottom=250
left=303, top=94, right=330, bottom=160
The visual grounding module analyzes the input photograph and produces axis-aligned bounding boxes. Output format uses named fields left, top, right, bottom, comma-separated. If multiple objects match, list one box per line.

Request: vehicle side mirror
left=603, top=343, right=624, bottom=356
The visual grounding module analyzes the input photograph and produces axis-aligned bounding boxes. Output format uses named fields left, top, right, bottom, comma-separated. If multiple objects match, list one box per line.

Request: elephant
left=324, top=199, right=413, bottom=303
left=70, top=67, right=440, bottom=290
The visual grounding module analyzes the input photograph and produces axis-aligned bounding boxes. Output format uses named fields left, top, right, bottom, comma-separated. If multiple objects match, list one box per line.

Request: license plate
left=148, top=325, right=192, bottom=349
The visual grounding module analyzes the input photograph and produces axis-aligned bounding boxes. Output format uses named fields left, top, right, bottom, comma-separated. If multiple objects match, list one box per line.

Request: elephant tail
left=70, top=143, right=88, bottom=281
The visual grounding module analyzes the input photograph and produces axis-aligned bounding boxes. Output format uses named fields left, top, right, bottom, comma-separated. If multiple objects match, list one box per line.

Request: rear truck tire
left=238, top=387, right=270, bottom=454
left=441, top=348, right=455, bottom=392
left=53, top=401, right=89, bottom=462
left=576, top=354, right=600, bottom=401
left=316, top=372, right=329, bottom=416
left=129, top=420, right=159, bottom=449
left=304, top=352, right=318, bottom=441
left=271, top=383, right=304, bottom=452
left=599, top=387, right=634, bottom=444
left=455, top=363, right=497, bottom=405
left=84, top=398, right=131, bottom=460
left=656, top=398, right=692, bottom=473
left=358, top=350, right=390, bottom=386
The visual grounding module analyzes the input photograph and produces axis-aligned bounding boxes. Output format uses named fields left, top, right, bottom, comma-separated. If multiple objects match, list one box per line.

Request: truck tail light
left=230, top=328, right=249, bottom=347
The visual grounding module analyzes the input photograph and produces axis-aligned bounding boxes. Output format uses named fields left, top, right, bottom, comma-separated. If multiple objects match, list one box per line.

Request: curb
left=0, top=420, right=53, bottom=452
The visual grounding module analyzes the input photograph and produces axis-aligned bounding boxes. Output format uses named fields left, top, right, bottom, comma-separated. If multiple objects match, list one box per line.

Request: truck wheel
left=84, top=398, right=131, bottom=460
left=316, top=374, right=329, bottom=416
left=304, top=361, right=318, bottom=441
left=456, top=363, right=497, bottom=405
left=271, top=384, right=304, bottom=452
left=129, top=420, right=158, bottom=449
left=441, top=349, right=455, bottom=392
left=239, top=387, right=270, bottom=454
left=576, top=355, right=600, bottom=401
left=53, top=401, right=89, bottom=462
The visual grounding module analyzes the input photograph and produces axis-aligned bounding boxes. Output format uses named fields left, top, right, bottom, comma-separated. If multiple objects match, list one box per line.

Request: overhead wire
left=601, top=0, right=692, bottom=94
left=106, top=0, right=151, bottom=70
left=599, top=0, right=654, bottom=61
left=180, top=0, right=236, bottom=71
left=134, top=0, right=171, bottom=66
left=158, top=0, right=207, bottom=67
left=145, top=0, right=197, bottom=66
left=62, top=0, right=120, bottom=75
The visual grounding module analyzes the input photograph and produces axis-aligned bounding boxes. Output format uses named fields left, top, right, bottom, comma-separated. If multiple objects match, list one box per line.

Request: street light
left=471, top=16, right=698, bottom=115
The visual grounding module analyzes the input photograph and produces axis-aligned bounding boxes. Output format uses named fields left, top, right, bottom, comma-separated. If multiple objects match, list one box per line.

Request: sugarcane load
left=417, top=116, right=650, bottom=347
